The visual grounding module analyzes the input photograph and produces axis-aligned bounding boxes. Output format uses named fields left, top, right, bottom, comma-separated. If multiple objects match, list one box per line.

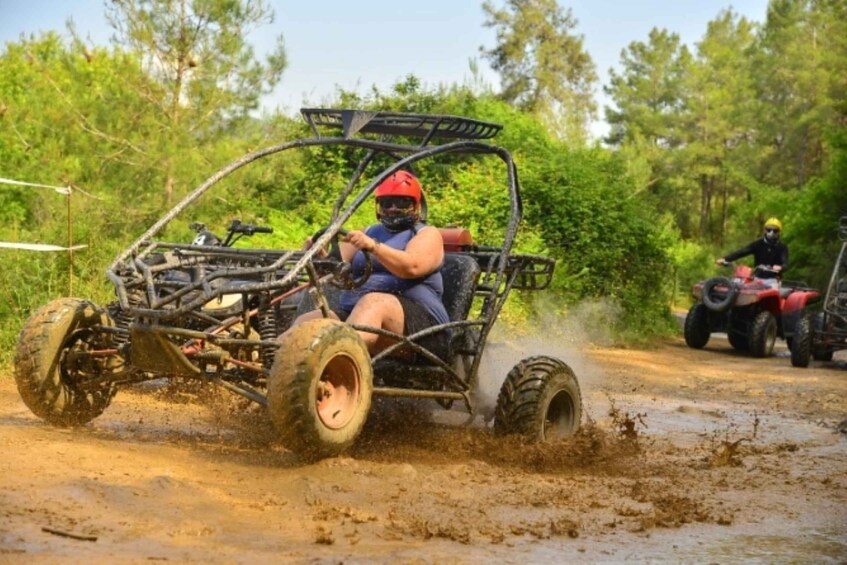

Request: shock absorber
left=256, top=295, right=278, bottom=369
left=111, top=288, right=144, bottom=346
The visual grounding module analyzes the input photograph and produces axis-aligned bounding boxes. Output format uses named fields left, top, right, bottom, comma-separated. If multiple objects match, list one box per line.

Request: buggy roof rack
left=300, top=108, right=502, bottom=143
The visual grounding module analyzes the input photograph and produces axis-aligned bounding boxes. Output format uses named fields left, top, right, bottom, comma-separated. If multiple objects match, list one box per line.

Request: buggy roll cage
left=821, top=216, right=847, bottom=325
left=104, top=109, right=555, bottom=405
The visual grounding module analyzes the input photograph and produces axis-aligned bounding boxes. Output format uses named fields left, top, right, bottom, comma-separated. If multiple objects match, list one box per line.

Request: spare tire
left=701, top=277, right=737, bottom=312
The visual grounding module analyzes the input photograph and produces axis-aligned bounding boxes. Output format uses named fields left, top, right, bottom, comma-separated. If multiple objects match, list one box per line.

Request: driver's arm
left=723, top=241, right=756, bottom=263
left=345, top=227, right=444, bottom=279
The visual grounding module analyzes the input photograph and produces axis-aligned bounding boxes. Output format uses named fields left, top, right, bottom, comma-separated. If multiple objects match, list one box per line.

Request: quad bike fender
left=782, top=289, right=822, bottom=314
left=781, top=290, right=822, bottom=338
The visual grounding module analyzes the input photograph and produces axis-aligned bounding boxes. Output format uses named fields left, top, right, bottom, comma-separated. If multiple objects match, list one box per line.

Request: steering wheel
left=309, top=226, right=373, bottom=290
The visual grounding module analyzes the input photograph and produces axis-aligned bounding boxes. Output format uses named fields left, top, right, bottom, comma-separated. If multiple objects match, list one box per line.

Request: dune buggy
left=13, top=109, right=582, bottom=459
left=684, top=262, right=820, bottom=357
left=791, top=216, right=847, bottom=367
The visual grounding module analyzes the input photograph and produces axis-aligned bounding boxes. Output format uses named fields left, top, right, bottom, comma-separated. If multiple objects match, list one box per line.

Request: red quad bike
left=791, top=216, right=847, bottom=367
left=13, top=109, right=583, bottom=460
left=684, top=263, right=820, bottom=357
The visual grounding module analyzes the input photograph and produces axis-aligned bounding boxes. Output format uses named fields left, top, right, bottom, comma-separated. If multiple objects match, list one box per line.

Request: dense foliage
left=0, top=0, right=844, bottom=363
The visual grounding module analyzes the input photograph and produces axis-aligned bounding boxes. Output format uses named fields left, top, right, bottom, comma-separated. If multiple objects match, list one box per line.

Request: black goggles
left=765, top=227, right=780, bottom=234
left=377, top=196, right=415, bottom=210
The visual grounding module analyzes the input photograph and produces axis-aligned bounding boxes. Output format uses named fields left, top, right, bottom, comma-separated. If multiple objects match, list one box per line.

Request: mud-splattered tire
left=494, top=356, right=582, bottom=442
left=701, top=277, right=737, bottom=312
left=749, top=310, right=777, bottom=358
left=14, top=298, right=117, bottom=426
left=811, top=313, right=834, bottom=362
left=684, top=304, right=711, bottom=349
left=790, top=313, right=812, bottom=368
left=268, top=318, right=373, bottom=459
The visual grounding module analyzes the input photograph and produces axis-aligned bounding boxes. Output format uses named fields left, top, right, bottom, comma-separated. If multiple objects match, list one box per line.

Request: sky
left=0, top=0, right=771, bottom=138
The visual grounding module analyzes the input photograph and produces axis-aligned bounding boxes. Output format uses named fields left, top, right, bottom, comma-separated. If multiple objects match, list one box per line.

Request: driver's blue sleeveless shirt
left=339, top=223, right=449, bottom=325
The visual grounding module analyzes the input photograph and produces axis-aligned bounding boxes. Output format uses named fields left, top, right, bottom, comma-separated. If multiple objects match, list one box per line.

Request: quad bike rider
left=684, top=218, right=820, bottom=357
left=791, top=216, right=847, bottom=367
left=13, top=108, right=583, bottom=460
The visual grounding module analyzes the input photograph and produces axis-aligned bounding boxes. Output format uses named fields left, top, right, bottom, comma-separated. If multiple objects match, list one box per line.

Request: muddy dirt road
left=1, top=333, right=846, bottom=563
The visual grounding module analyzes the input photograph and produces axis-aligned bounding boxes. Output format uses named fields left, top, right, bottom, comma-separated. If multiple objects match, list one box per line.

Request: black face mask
left=764, top=228, right=780, bottom=243
left=377, top=197, right=418, bottom=231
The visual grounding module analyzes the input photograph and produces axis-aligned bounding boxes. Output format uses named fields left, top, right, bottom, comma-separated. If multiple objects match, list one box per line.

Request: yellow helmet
left=764, top=217, right=783, bottom=232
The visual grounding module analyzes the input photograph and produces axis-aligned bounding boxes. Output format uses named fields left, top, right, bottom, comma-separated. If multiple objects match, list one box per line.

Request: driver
left=716, top=217, right=789, bottom=287
left=293, top=170, right=449, bottom=358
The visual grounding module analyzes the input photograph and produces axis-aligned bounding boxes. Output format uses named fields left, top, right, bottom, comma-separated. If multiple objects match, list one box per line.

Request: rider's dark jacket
left=723, top=238, right=789, bottom=278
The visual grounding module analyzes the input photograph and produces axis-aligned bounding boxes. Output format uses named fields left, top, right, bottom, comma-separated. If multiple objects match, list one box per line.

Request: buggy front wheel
left=14, top=298, right=117, bottom=426
left=790, top=313, right=812, bottom=368
left=268, top=318, right=373, bottom=459
left=494, top=356, right=582, bottom=442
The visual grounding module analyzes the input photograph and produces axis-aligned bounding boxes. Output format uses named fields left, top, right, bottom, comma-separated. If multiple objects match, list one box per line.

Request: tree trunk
left=698, top=174, right=711, bottom=241
left=720, top=173, right=729, bottom=247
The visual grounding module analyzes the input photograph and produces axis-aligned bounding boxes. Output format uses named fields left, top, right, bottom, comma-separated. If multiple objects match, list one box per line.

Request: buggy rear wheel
left=684, top=304, right=711, bottom=349
left=494, top=356, right=582, bottom=442
left=812, top=312, right=835, bottom=361
left=790, top=313, right=812, bottom=368
left=14, top=298, right=117, bottom=426
left=749, top=310, right=777, bottom=357
left=268, top=318, right=373, bottom=459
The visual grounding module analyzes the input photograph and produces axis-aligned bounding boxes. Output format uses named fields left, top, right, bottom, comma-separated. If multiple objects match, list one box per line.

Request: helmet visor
left=377, top=196, right=416, bottom=214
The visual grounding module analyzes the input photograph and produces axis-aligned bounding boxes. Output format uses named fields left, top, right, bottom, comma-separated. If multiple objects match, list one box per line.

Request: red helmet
left=374, top=171, right=421, bottom=204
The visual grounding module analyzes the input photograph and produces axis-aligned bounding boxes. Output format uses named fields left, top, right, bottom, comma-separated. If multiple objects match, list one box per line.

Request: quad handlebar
left=189, top=219, right=273, bottom=248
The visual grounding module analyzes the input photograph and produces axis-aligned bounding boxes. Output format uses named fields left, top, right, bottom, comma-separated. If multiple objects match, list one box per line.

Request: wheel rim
left=59, top=329, right=102, bottom=387
left=543, top=390, right=576, bottom=440
left=315, top=354, right=361, bottom=430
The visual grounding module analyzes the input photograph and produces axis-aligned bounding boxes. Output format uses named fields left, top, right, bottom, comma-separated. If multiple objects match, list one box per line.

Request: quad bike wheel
left=749, top=310, right=777, bottom=357
left=811, top=312, right=835, bottom=362
left=14, top=298, right=117, bottom=426
left=268, top=318, right=373, bottom=459
left=684, top=304, right=710, bottom=349
left=790, top=312, right=813, bottom=368
left=701, top=277, right=737, bottom=312
left=494, top=356, right=582, bottom=441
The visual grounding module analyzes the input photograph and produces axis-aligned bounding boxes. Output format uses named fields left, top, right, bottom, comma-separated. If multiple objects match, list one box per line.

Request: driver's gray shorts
left=396, top=296, right=450, bottom=361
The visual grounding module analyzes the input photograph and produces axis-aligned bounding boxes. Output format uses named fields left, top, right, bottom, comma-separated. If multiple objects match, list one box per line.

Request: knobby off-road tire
left=268, top=318, right=373, bottom=460
left=812, top=312, right=835, bottom=362
left=701, top=277, right=737, bottom=313
left=749, top=310, right=777, bottom=358
left=790, top=313, right=813, bottom=368
left=14, top=298, right=117, bottom=426
left=494, top=356, right=582, bottom=442
left=684, top=304, right=711, bottom=349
